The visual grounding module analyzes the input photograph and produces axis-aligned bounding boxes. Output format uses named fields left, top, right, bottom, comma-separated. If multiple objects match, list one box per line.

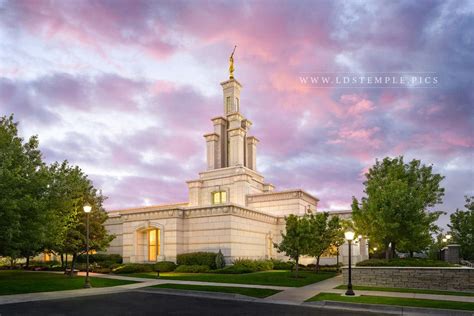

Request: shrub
left=232, top=259, right=273, bottom=272
left=215, top=249, right=226, bottom=269
left=77, top=254, right=123, bottom=267
left=175, top=265, right=210, bottom=273
left=177, top=252, right=217, bottom=269
left=112, top=263, right=155, bottom=274
left=212, top=265, right=254, bottom=274
left=154, top=261, right=177, bottom=272
left=271, top=259, right=294, bottom=270
left=356, top=258, right=453, bottom=267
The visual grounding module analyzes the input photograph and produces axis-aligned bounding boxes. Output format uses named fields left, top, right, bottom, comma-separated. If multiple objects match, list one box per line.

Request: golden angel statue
left=229, top=45, right=237, bottom=79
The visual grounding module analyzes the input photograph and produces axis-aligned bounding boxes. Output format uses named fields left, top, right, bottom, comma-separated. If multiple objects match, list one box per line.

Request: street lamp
left=446, top=234, right=452, bottom=241
left=344, top=229, right=355, bottom=296
left=83, top=202, right=92, bottom=288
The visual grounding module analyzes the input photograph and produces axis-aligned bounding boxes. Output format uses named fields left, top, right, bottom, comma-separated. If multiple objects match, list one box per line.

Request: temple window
left=147, top=229, right=160, bottom=261
left=212, top=191, right=227, bottom=204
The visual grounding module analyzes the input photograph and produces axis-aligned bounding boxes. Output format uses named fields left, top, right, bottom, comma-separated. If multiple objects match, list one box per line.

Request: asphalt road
left=0, top=291, right=375, bottom=316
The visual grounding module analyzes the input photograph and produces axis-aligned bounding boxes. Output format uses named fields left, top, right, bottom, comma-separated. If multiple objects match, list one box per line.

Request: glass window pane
left=221, top=191, right=227, bottom=203
left=213, top=192, right=220, bottom=204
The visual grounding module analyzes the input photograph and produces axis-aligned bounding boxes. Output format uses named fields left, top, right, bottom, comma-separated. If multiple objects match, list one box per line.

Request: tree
left=307, top=212, right=344, bottom=272
left=274, top=214, right=311, bottom=278
left=0, top=115, right=52, bottom=265
left=45, top=161, right=114, bottom=275
left=352, top=156, right=444, bottom=259
left=448, top=196, right=474, bottom=260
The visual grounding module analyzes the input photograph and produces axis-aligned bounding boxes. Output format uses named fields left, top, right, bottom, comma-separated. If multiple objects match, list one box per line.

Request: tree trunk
left=60, top=253, right=64, bottom=269
left=10, top=258, right=14, bottom=269
left=26, top=256, right=30, bottom=268
left=385, top=247, right=391, bottom=260
left=391, top=242, right=396, bottom=258
left=295, top=257, right=299, bottom=279
left=336, top=249, right=339, bottom=269
left=69, top=253, right=77, bottom=277
left=409, top=251, right=414, bottom=258
left=316, top=256, right=321, bottom=273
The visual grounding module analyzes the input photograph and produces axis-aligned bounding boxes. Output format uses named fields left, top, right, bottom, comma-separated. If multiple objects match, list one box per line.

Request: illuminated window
left=212, top=191, right=227, bottom=204
left=148, top=229, right=160, bottom=261
left=44, top=252, right=52, bottom=262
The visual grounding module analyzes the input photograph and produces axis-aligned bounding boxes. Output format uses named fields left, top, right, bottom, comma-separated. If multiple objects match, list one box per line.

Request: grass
left=306, top=292, right=474, bottom=311
left=334, top=284, right=474, bottom=297
left=0, top=270, right=136, bottom=295
left=124, top=270, right=337, bottom=287
left=356, top=258, right=454, bottom=267
left=151, top=283, right=280, bottom=298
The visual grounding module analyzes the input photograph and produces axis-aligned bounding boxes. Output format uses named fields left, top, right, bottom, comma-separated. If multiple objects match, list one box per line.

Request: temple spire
left=229, top=45, right=237, bottom=79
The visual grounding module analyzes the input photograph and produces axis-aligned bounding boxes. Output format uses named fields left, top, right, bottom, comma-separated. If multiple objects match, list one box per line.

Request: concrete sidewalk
left=264, top=274, right=342, bottom=303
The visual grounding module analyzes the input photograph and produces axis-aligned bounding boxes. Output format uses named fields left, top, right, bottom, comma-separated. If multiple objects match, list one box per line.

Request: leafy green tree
left=352, top=156, right=444, bottom=259
left=307, top=212, right=344, bottom=272
left=45, top=161, right=114, bottom=275
left=448, top=196, right=474, bottom=260
left=0, top=115, right=52, bottom=266
left=274, top=214, right=311, bottom=278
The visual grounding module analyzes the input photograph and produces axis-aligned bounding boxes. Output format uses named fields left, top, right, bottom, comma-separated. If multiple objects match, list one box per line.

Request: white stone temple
left=104, top=70, right=368, bottom=265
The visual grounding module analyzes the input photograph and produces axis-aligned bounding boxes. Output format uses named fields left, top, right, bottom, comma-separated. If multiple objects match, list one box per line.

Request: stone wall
left=342, top=267, right=474, bottom=291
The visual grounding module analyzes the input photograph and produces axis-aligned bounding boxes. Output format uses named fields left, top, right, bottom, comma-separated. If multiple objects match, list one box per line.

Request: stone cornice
left=246, top=136, right=259, bottom=144
left=228, top=127, right=246, bottom=137
left=203, top=132, right=219, bottom=141
left=220, top=78, right=242, bottom=88
left=211, top=116, right=228, bottom=124
left=105, top=203, right=287, bottom=225
left=227, top=113, right=244, bottom=122
left=247, top=189, right=319, bottom=205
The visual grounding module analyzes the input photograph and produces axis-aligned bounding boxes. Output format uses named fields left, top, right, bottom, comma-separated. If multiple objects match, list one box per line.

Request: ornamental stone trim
left=247, top=189, right=319, bottom=205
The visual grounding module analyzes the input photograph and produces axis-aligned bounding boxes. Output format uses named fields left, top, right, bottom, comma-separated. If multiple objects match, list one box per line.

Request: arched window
left=147, top=228, right=160, bottom=261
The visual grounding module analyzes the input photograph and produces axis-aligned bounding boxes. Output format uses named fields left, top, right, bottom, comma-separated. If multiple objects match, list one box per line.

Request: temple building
left=104, top=63, right=368, bottom=265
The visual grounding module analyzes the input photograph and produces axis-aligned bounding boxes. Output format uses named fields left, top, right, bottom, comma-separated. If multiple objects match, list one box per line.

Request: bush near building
left=356, top=258, right=454, bottom=267
left=176, top=252, right=218, bottom=269
left=154, top=261, right=177, bottom=272
left=174, top=265, right=210, bottom=273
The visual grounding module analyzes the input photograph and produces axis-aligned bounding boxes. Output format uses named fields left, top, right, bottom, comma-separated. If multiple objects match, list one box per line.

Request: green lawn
left=306, top=293, right=474, bottom=311
left=334, top=284, right=474, bottom=297
left=0, top=270, right=136, bottom=295
left=151, top=283, right=280, bottom=298
left=125, top=270, right=337, bottom=287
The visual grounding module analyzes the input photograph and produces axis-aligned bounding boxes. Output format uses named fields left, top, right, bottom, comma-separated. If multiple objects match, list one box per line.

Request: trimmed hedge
left=154, top=261, right=176, bottom=272
left=356, top=258, right=453, bottom=267
left=232, top=259, right=273, bottom=272
left=177, top=252, right=217, bottom=269
left=112, top=263, right=155, bottom=274
left=271, top=259, right=294, bottom=270
left=175, top=265, right=210, bottom=273
left=212, top=265, right=254, bottom=274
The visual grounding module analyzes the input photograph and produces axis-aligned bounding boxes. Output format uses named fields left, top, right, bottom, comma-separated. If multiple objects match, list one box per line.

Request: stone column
left=227, top=113, right=245, bottom=167
left=186, top=180, right=202, bottom=207
left=246, top=136, right=258, bottom=170
left=204, top=133, right=219, bottom=170
left=212, top=117, right=228, bottom=168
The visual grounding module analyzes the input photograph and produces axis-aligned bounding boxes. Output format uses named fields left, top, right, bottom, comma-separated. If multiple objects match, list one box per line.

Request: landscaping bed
left=334, top=284, right=474, bottom=297
left=356, top=258, right=454, bottom=267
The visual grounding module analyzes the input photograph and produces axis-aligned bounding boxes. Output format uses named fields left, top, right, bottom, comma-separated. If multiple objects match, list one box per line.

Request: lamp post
left=344, top=229, right=355, bottom=296
left=83, top=202, right=92, bottom=288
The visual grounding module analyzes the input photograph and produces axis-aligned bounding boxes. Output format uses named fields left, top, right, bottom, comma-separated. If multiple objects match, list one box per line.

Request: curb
left=305, top=300, right=474, bottom=316
left=134, top=288, right=259, bottom=302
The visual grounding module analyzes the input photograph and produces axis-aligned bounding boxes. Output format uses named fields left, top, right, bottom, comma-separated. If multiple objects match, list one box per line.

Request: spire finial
left=229, top=45, right=237, bottom=79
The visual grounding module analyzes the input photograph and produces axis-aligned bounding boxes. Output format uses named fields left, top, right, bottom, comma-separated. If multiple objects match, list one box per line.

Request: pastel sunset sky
left=1, top=0, right=472, bottom=227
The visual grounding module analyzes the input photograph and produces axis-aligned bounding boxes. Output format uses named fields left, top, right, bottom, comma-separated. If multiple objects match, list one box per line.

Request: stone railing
left=342, top=266, right=474, bottom=291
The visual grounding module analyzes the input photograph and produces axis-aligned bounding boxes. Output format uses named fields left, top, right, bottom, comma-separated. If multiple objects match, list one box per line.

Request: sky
left=0, top=0, right=472, bottom=228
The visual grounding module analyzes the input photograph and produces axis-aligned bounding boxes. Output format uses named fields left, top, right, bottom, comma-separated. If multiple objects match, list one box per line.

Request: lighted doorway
left=147, top=229, right=160, bottom=262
